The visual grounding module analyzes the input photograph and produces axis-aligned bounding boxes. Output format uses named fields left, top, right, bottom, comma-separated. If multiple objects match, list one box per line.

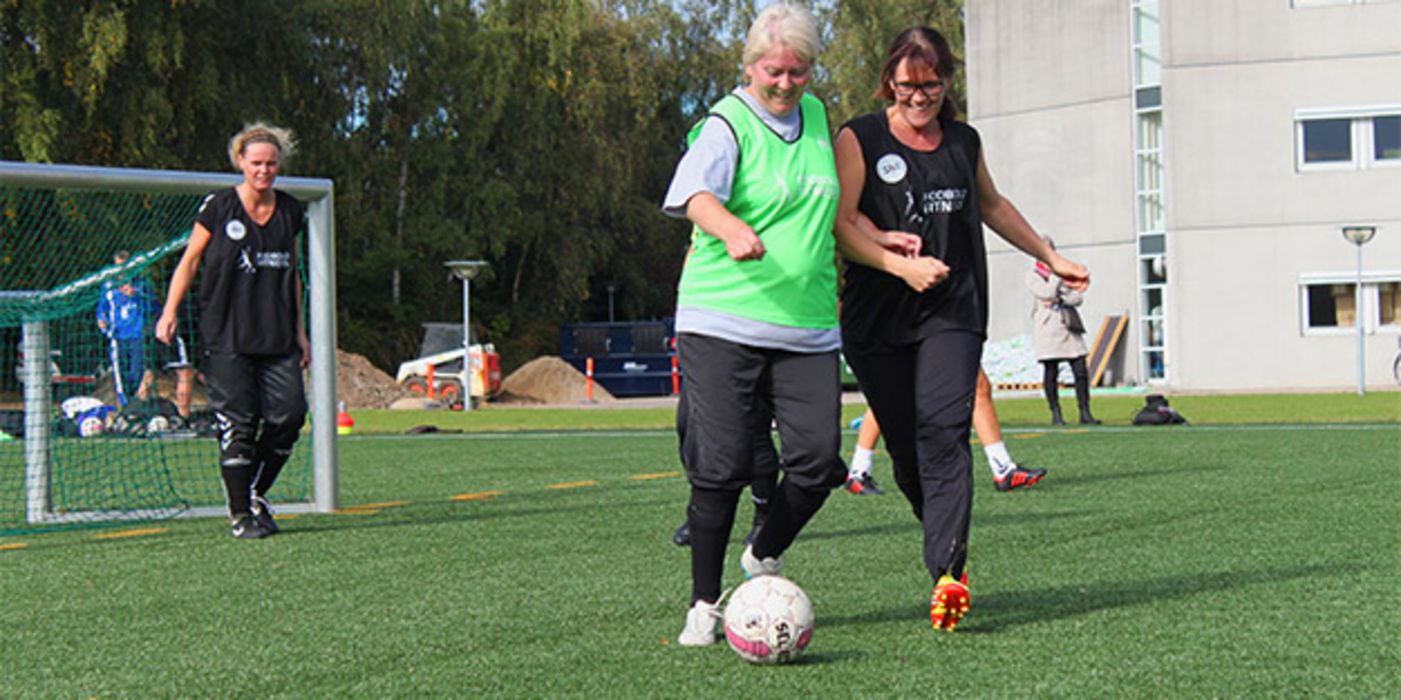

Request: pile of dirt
left=337, top=349, right=415, bottom=409
left=494, top=356, right=614, bottom=405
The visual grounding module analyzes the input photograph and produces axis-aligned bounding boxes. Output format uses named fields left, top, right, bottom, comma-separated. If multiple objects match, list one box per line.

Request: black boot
left=1072, top=357, right=1100, bottom=425
left=1043, top=361, right=1065, bottom=425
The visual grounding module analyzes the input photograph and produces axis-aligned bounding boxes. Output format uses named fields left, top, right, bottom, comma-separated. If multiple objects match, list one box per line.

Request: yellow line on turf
left=337, top=508, right=381, bottom=515
left=548, top=480, right=598, bottom=490
left=1013, top=433, right=1045, bottom=440
left=631, top=471, right=681, bottom=480
left=0, top=543, right=27, bottom=551
left=356, top=500, right=410, bottom=509
left=1063, top=428, right=1089, bottom=434
left=95, top=527, right=169, bottom=540
left=452, top=490, right=505, bottom=502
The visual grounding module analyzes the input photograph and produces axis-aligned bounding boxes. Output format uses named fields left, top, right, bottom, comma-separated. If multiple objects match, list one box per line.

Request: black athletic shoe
left=230, top=514, right=269, bottom=540
left=672, top=522, right=691, bottom=547
left=250, top=496, right=279, bottom=535
left=844, top=473, right=884, bottom=495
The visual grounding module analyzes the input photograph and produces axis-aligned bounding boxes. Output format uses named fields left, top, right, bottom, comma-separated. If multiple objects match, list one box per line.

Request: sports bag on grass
left=1132, top=394, right=1188, bottom=425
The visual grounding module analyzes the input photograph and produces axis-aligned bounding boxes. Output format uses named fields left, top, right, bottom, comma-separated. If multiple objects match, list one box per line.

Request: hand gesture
left=897, top=255, right=950, bottom=293
left=879, top=230, right=923, bottom=258
left=155, top=311, right=177, bottom=345
left=724, top=227, right=766, bottom=261
left=1050, top=254, right=1090, bottom=291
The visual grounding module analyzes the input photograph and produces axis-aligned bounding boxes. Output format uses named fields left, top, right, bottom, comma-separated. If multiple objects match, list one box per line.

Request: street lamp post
left=445, top=260, right=488, bottom=411
left=1341, top=226, right=1376, bottom=396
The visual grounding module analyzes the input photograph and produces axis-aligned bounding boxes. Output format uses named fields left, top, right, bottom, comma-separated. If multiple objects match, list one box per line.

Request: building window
left=1301, top=277, right=1401, bottom=333
left=1305, top=283, right=1354, bottom=328
left=1374, top=116, right=1401, bottom=161
left=1301, top=119, right=1351, bottom=164
left=1293, top=0, right=1401, bottom=6
left=1380, top=282, right=1401, bottom=327
left=1297, top=108, right=1401, bottom=170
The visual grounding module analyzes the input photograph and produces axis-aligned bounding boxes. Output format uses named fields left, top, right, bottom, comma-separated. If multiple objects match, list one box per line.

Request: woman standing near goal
left=156, top=122, right=309, bottom=540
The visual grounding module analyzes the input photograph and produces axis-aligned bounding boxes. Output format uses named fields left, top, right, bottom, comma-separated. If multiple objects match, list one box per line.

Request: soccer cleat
left=843, top=473, right=884, bottom=496
left=930, top=574, right=971, bottom=632
left=230, top=514, right=269, bottom=540
left=250, top=495, right=279, bottom=535
left=741, top=544, right=783, bottom=579
left=993, top=465, right=1047, bottom=492
left=672, top=522, right=691, bottom=547
left=677, top=598, right=722, bottom=647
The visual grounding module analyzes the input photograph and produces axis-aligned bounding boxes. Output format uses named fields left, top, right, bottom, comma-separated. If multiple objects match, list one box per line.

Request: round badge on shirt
left=225, top=220, right=247, bottom=241
left=876, top=154, right=908, bottom=184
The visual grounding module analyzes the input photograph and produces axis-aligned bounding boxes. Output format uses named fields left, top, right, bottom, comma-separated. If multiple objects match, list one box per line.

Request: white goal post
left=0, top=160, right=339, bottom=522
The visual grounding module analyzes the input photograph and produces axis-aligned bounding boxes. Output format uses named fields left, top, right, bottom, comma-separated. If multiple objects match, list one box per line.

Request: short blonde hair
left=228, top=122, right=296, bottom=170
left=742, top=2, right=820, bottom=66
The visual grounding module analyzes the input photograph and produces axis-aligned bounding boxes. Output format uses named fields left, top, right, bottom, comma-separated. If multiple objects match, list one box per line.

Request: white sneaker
left=741, top=544, right=783, bottom=578
left=677, top=599, right=722, bottom=646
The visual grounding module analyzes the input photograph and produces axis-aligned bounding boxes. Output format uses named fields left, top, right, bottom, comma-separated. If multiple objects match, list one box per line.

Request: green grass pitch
left=1, top=398, right=1398, bottom=697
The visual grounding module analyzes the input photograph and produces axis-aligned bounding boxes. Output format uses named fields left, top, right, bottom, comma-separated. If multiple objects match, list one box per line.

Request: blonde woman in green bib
left=661, top=2, right=846, bottom=647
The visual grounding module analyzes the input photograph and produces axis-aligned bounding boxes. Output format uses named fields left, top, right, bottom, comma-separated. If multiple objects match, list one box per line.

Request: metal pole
left=462, top=276, right=474, bottom=412
left=22, top=321, right=51, bottom=524
left=1356, top=242, right=1365, bottom=396
left=307, top=194, right=340, bottom=512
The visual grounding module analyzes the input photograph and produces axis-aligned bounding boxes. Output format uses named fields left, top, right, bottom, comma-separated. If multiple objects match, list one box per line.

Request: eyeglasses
left=891, top=79, right=947, bottom=98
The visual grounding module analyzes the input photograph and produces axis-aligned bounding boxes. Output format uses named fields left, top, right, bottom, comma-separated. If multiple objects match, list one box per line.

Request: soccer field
left=2, top=420, right=1398, bottom=697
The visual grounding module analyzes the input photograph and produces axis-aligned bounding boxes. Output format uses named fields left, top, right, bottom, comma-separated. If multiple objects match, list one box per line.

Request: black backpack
left=1132, top=394, right=1188, bottom=425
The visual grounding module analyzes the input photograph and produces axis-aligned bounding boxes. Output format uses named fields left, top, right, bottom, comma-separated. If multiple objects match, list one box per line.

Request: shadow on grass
left=820, top=562, right=1352, bottom=633
left=1041, top=462, right=1228, bottom=488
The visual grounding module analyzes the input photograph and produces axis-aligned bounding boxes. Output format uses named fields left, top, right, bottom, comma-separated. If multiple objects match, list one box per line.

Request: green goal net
left=1, top=162, right=338, bottom=535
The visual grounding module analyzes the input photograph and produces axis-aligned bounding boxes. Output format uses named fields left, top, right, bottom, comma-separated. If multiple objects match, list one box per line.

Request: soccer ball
left=78, top=414, right=105, bottom=437
left=723, top=575, right=814, bottom=665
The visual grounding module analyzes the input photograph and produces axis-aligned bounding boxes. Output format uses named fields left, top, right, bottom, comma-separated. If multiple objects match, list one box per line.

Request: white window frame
left=1292, top=0, right=1400, bottom=7
left=1299, top=271, right=1401, bottom=336
left=1296, top=106, right=1401, bottom=172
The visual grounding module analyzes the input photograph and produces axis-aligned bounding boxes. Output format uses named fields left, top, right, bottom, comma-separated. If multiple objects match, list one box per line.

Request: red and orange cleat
left=993, top=465, right=1047, bottom=492
left=930, top=574, right=971, bottom=631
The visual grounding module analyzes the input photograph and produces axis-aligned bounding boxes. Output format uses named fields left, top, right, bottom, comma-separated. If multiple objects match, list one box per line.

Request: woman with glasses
left=661, top=2, right=845, bottom=647
left=832, top=27, right=1089, bottom=631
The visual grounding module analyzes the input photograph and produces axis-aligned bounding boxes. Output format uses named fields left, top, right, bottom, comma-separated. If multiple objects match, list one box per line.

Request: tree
left=817, top=0, right=965, bottom=130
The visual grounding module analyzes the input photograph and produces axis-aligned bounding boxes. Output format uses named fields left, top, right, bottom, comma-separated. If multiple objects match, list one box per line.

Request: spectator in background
left=1028, top=236, right=1100, bottom=426
left=97, top=251, right=156, bottom=407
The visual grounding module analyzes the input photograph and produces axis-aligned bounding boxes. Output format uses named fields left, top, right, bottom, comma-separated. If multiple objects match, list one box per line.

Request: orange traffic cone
left=337, top=401, right=355, bottom=435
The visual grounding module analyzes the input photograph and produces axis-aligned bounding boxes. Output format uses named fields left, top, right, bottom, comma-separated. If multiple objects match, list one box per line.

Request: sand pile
left=494, top=356, right=614, bottom=405
left=336, top=349, right=416, bottom=409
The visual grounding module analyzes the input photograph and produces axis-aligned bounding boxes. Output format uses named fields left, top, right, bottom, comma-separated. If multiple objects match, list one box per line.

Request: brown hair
left=874, top=27, right=962, bottom=122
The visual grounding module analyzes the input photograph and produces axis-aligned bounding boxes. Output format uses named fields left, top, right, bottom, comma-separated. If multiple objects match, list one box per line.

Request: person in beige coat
left=1028, top=237, right=1100, bottom=425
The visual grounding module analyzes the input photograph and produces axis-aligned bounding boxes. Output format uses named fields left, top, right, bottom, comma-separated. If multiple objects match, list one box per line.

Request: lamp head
left=445, top=260, right=488, bottom=281
left=1341, top=226, right=1376, bottom=246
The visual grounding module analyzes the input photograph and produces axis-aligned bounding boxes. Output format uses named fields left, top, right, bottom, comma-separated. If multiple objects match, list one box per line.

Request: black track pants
left=844, top=330, right=982, bottom=583
left=204, top=351, right=307, bottom=517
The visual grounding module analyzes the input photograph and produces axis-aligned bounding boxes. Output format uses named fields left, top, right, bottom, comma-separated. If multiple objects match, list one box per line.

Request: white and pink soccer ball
left=723, top=575, right=814, bottom=665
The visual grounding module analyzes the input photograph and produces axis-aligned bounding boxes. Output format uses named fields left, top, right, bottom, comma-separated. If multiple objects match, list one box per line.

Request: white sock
left=849, top=446, right=875, bottom=478
left=984, top=442, right=1015, bottom=479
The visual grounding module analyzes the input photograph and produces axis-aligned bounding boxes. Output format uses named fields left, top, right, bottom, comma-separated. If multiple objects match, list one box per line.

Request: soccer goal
left=0, top=161, right=339, bottom=533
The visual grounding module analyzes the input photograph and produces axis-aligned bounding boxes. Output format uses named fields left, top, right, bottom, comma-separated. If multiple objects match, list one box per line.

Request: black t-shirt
left=194, top=187, right=304, bottom=355
left=840, top=112, right=988, bottom=349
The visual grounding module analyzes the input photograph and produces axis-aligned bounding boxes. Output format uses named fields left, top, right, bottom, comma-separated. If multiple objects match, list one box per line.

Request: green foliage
left=1, top=0, right=971, bottom=374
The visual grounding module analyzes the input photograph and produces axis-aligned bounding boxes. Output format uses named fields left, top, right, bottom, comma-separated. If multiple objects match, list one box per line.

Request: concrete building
left=966, top=0, right=1401, bottom=392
